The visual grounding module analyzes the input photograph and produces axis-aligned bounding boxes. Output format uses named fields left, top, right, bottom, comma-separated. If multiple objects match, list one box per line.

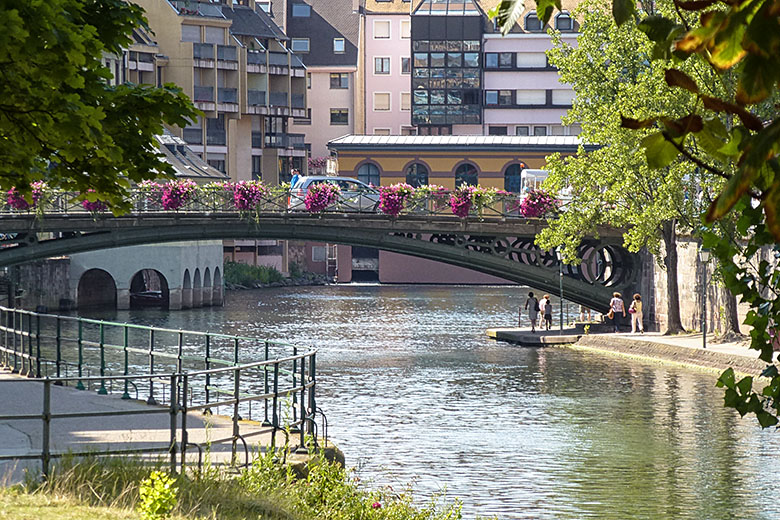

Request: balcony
left=217, top=45, right=237, bottom=61
left=218, top=88, right=238, bottom=104
left=268, top=52, right=288, bottom=67
left=170, top=1, right=224, bottom=18
left=248, top=90, right=266, bottom=106
left=287, top=133, right=306, bottom=149
left=247, top=52, right=266, bottom=66
left=193, top=43, right=214, bottom=60
left=193, top=86, right=214, bottom=102
left=182, top=128, right=203, bottom=145
left=263, top=133, right=306, bottom=149
left=206, top=130, right=226, bottom=146
left=268, top=91, right=288, bottom=106
left=291, top=94, right=305, bottom=109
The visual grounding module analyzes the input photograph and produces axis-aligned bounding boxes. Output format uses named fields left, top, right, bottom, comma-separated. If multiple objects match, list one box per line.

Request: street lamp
left=556, top=247, right=564, bottom=335
left=699, top=247, right=710, bottom=349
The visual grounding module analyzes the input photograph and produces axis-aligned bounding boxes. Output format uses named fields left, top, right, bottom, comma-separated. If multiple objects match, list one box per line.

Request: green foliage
left=223, top=261, right=285, bottom=286
left=0, top=0, right=199, bottom=213
left=138, top=471, right=178, bottom=520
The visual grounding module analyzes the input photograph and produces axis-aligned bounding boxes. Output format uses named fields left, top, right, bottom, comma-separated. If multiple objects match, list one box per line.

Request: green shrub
left=138, top=471, right=178, bottom=520
left=223, top=261, right=284, bottom=286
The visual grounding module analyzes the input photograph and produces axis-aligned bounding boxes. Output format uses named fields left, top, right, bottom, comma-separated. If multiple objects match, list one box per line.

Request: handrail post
left=76, top=321, right=84, bottom=390
left=271, top=362, right=279, bottom=448
left=147, top=329, right=156, bottom=405
left=233, top=337, right=239, bottom=366
left=26, top=312, right=32, bottom=377
left=177, top=331, right=184, bottom=374
left=290, top=347, right=298, bottom=432
left=55, top=317, right=62, bottom=379
left=299, top=352, right=306, bottom=450
left=97, top=323, right=107, bottom=394
left=35, top=314, right=41, bottom=377
left=307, top=352, right=316, bottom=436
left=121, top=326, right=130, bottom=399
left=12, top=309, right=19, bottom=373
left=262, top=340, right=270, bottom=426
left=231, top=366, right=240, bottom=465
left=204, top=335, right=211, bottom=413
left=169, top=374, right=178, bottom=474
left=181, top=373, right=189, bottom=472
left=42, top=378, right=51, bottom=479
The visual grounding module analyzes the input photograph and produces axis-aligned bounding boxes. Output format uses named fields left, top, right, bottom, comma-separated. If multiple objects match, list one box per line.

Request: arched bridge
left=0, top=211, right=639, bottom=312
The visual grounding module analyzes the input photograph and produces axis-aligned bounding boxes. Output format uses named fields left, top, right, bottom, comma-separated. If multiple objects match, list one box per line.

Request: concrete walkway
left=0, top=371, right=286, bottom=485
left=487, top=326, right=772, bottom=375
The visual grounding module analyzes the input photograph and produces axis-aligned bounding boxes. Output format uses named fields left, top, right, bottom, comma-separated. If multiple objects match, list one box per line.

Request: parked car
left=288, top=176, right=380, bottom=212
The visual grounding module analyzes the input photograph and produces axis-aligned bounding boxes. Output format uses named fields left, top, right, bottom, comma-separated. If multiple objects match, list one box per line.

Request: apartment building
left=272, top=0, right=361, bottom=160
left=132, top=0, right=308, bottom=184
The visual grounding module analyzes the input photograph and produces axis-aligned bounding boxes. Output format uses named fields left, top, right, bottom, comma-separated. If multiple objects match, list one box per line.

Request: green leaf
left=736, top=375, right=753, bottom=395
left=756, top=411, right=779, bottom=428
left=491, top=0, right=526, bottom=36
left=736, top=54, right=776, bottom=104
left=535, top=0, right=561, bottom=25
left=717, top=367, right=736, bottom=389
left=707, top=165, right=759, bottom=221
left=641, top=132, right=680, bottom=169
left=612, top=0, right=635, bottom=25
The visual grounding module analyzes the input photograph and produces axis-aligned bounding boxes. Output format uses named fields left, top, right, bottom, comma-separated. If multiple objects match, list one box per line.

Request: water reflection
left=87, top=285, right=780, bottom=519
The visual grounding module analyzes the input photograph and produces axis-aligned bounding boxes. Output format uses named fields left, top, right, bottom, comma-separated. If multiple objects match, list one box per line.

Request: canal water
left=94, top=285, right=780, bottom=519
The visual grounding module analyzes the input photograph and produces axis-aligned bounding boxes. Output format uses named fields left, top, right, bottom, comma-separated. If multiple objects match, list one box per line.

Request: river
left=92, top=285, right=780, bottom=519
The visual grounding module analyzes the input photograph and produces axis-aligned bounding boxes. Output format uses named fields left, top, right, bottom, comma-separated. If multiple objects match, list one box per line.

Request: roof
left=412, top=0, right=484, bottom=16
left=221, top=5, right=288, bottom=40
left=156, top=132, right=229, bottom=181
left=328, top=134, right=595, bottom=152
left=364, top=0, right=414, bottom=14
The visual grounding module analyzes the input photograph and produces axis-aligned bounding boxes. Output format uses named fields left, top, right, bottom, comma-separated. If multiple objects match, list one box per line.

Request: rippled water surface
left=98, top=285, right=780, bottom=519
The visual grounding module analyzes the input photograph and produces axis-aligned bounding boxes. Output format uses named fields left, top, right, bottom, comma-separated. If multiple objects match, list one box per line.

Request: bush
left=223, top=261, right=284, bottom=286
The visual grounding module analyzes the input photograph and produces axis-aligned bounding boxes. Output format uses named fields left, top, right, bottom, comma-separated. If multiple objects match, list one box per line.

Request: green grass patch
left=223, top=261, right=285, bottom=287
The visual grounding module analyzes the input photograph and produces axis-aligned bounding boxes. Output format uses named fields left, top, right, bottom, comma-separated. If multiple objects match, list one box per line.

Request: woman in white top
left=609, top=292, right=626, bottom=333
left=629, top=293, right=644, bottom=333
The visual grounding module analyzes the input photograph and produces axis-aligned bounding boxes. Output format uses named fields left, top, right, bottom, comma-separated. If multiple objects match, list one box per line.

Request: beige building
left=131, top=0, right=309, bottom=184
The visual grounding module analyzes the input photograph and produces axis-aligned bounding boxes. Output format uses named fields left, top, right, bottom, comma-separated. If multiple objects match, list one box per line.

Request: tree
left=0, top=0, right=198, bottom=213
left=491, top=0, right=780, bottom=426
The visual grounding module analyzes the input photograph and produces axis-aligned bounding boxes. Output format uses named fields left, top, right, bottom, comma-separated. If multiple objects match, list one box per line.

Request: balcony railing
left=268, top=91, right=288, bottom=106
left=291, top=94, right=305, bottom=109
left=290, top=54, right=305, bottom=68
left=287, top=133, right=306, bottom=149
left=251, top=131, right=263, bottom=148
left=182, top=128, right=203, bottom=145
left=247, top=90, right=266, bottom=106
left=247, top=52, right=266, bottom=65
left=268, top=52, right=289, bottom=67
left=207, top=130, right=226, bottom=146
left=218, top=87, right=238, bottom=104
left=193, top=86, right=214, bottom=102
left=217, top=45, right=237, bottom=61
left=193, top=43, right=214, bottom=60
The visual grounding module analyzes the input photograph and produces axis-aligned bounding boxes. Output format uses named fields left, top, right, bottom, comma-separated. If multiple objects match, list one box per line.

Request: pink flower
left=229, top=181, right=267, bottom=210
left=519, top=188, right=561, bottom=218
left=379, top=183, right=414, bottom=216
left=304, top=183, right=341, bottom=213
left=81, top=190, right=108, bottom=213
left=161, top=180, right=197, bottom=211
left=372, top=501, right=381, bottom=509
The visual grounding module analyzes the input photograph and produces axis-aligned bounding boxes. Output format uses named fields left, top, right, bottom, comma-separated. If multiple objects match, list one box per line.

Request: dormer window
left=525, top=11, right=542, bottom=32
left=555, top=12, right=573, bottom=31
left=292, top=3, right=311, bottom=17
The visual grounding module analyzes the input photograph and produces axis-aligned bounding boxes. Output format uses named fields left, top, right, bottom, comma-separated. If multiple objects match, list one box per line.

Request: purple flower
left=379, top=183, right=414, bottom=216
left=304, top=182, right=341, bottom=213
left=372, top=501, right=381, bottom=509
left=81, top=190, right=108, bottom=213
left=7, top=182, right=45, bottom=211
left=229, top=181, right=267, bottom=211
left=161, top=180, right=197, bottom=211
left=519, top=188, right=561, bottom=218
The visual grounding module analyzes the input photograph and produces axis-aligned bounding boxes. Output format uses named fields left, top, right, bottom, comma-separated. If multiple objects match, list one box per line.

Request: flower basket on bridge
left=230, top=180, right=268, bottom=211
left=7, top=182, right=46, bottom=211
left=304, top=182, right=340, bottom=213
left=519, top=189, right=560, bottom=218
left=449, top=185, right=499, bottom=218
left=161, top=179, right=197, bottom=211
left=378, top=183, right=415, bottom=216
left=80, top=189, right=108, bottom=213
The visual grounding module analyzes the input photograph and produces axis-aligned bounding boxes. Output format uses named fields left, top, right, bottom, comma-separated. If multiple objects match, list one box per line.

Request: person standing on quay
left=523, top=292, right=539, bottom=333
left=609, top=292, right=626, bottom=333
left=542, top=294, right=553, bottom=331
left=629, top=293, right=644, bottom=334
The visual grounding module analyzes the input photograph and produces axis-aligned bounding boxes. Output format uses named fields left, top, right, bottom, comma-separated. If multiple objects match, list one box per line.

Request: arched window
left=504, top=163, right=526, bottom=193
left=455, top=163, right=478, bottom=187
left=525, top=11, right=542, bottom=31
left=555, top=12, right=573, bottom=31
left=405, top=162, right=429, bottom=187
left=357, top=162, right=380, bottom=186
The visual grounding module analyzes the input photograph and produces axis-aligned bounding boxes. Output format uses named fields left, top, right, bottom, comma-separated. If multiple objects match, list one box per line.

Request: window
left=405, top=163, right=429, bottom=187
left=485, top=90, right=512, bottom=106
left=551, top=125, right=566, bottom=135
left=552, top=90, right=575, bottom=105
left=374, top=92, right=390, bottom=111
left=291, top=38, right=310, bottom=53
left=252, top=156, right=262, bottom=180
left=556, top=13, right=573, bottom=31
left=515, top=126, right=530, bottom=136
left=373, top=128, right=391, bottom=136
left=374, top=57, right=390, bottom=74
left=485, top=91, right=498, bottom=105
left=533, top=126, right=548, bottom=136
left=516, top=53, right=548, bottom=68
left=330, top=73, right=349, bottom=89
left=257, top=1, right=271, bottom=13
left=525, top=11, right=543, bottom=31
left=333, top=38, right=345, bottom=54
left=400, top=20, right=411, bottom=39
left=485, top=52, right=513, bottom=68
left=358, top=163, right=381, bottom=185
left=489, top=126, right=508, bottom=135
left=330, top=108, right=349, bottom=125
left=306, top=72, right=311, bottom=89
left=455, top=163, right=478, bottom=187
left=182, top=25, right=200, bottom=43
left=568, top=124, right=582, bottom=135
left=207, top=153, right=226, bottom=173
left=504, top=163, right=526, bottom=192
left=401, top=57, right=411, bottom=74
left=401, top=126, right=416, bottom=135
left=401, top=92, right=411, bottom=111
left=204, top=26, right=224, bottom=45
left=292, top=3, right=311, bottom=16
left=294, top=108, right=312, bottom=125
left=516, top=90, right=547, bottom=105
left=374, top=20, right=390, bottom=39
left=312, top=246, right=327, bottom=262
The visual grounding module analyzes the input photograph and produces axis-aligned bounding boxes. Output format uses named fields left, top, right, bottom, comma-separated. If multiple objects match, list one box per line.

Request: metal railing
left=0, top=306, right=319, bottom=478
left=193, top=85, right=214, bottom=102
left=217, top=45, right=237, bottom=62
left=218, top=87, right=238, bottom=104
left=268, top=52, right=289, bottom=67
left=247, top=52, right=266, bottom=66
left=248, top=89, right=266, bottom=106
left=193, top=43, right=214, bottom=60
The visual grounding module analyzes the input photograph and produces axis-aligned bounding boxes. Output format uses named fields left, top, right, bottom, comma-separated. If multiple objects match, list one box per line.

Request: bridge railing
left=0, top=187, right=551, bottom=219
left=0, top=306, right=319, bottom=477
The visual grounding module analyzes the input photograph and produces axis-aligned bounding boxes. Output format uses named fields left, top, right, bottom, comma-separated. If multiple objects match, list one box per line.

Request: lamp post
left=699, top=247, right=710, bottom=349
left=556, top=247, right=563, bottom=335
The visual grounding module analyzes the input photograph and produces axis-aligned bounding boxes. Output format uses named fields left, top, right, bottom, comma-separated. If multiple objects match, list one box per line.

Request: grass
left=5, top=447, right=467, bottom=520
left=223, top=261, right=285, bottom=287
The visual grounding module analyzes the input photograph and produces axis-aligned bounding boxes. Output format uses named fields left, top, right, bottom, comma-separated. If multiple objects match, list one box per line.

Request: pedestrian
left=629, top=293, right=644, bottom=334
left=290, top=168, right=301, bottom=188
left=543, top=294, right=553, bottom=330
left=538, top=294, right=547, bottom=328
left=579, top=304, right=591, bottom=322
left=609, top=292, right=626, bottom=333
left=523, top=291, right=539, bottom=333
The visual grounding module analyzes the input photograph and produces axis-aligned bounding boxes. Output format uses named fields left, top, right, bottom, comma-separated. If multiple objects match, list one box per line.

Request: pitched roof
left=221, top=5, right=288, bottom=40
left=328, top=134, right=594, bottom=153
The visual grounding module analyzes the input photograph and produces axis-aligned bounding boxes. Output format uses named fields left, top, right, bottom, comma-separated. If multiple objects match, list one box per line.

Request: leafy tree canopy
left=0, top=0, right=198, bottom=213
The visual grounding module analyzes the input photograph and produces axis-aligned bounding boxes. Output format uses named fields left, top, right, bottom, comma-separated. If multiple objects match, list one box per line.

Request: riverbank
left=487, top=327, right=768, bottom=376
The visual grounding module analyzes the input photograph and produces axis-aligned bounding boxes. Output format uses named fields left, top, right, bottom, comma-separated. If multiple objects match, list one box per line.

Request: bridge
left=0, top=190, right=641, bottom=312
